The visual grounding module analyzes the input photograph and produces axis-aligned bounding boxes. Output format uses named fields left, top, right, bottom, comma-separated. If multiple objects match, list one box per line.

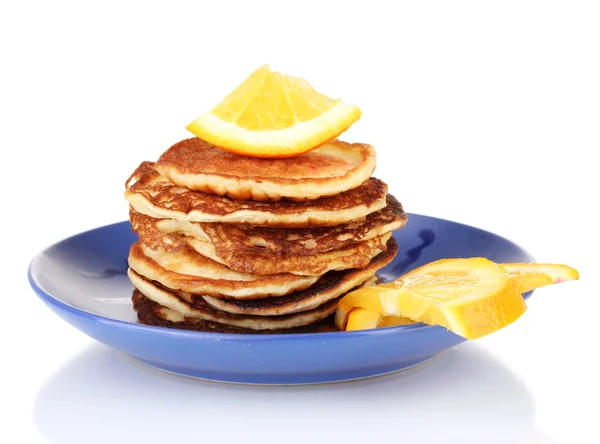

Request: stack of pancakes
left=124, top=137, right=407, bottom=334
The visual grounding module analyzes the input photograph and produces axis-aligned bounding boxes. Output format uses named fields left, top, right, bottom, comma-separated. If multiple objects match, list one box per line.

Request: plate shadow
left=34, top=342, right=535, bottom=444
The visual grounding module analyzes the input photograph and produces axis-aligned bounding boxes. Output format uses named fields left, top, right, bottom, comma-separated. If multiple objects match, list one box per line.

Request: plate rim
left=27, top=212, right=536, bottom=342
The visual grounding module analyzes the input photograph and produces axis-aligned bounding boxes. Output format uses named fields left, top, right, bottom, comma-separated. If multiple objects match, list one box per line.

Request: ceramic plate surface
left=28, top=214, right=534, bottom=384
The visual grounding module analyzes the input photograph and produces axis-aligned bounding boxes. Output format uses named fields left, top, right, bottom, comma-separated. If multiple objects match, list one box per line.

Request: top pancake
left=125, top=162, right=387, bottom=227
left=154, top=137, right=376, bottom=201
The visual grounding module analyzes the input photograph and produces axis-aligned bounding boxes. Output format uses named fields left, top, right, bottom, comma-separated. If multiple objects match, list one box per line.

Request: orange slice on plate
left=346, top=310, right=415, bottom=331
left=346, top=307, right=382, bottom=331
left=338, top=260, right=578, bottom=338
left=186, top=65, right=361, bottom=158
left=337, top=258, right=526, bottom=339
left=502, top=263, right=579, bottom=294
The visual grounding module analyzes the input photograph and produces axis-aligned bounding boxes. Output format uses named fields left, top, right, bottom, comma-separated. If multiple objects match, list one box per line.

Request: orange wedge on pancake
left=186, top=65, right=361, bottom=158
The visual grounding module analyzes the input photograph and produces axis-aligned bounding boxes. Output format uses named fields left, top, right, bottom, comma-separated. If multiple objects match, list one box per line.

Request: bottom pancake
left=129, top=269, right=342, bottom=330
left=132, top=290, right=338, bottom=334
left=132, top=276, right=383, bottom=334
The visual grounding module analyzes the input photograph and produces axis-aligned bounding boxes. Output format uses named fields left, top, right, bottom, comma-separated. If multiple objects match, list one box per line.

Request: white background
left=1, top=1, right=598, bottom=443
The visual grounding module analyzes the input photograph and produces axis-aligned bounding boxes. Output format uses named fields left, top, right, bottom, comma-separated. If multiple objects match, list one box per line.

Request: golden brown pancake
left=182, top=232, right=391, bottom=276
left=128, top=241, right=320, bottom=299
left=130, top=209, right=394, bottom=275
left=129, top=209, right=188, bottom=253
left=154, top=137, right=376, bottom=201
left=199, top=195, right=406, bottom=256
left=129, top=270, right=340, bottom=330
left=129, top=194, right=406, bottom=256
left=125, top=162, right=387, bottom=227
left=202, top=238, right=397, bottom=316
left=132, top=291, right=339, bottom=334
left=132, top=278, right=382, bottom=334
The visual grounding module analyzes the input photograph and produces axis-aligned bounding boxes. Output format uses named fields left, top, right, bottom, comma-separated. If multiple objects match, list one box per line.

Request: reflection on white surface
left=35, top=342, right=535, bottom=444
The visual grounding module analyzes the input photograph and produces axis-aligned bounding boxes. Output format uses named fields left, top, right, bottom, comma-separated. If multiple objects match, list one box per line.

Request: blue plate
left=28, top=214, right=534, bottom=384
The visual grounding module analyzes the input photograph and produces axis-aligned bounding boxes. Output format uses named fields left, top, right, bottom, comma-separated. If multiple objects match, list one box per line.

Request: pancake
left=129, top=194, right=406, bottom=256
left=125, top=162, right=387, bottom=227
left=154, top=137, right=377, bottom=201
left=129, top=270, right=340, bottom=330
left=132, top=291, right=339, bottom=334
left=129, top=209, right=189, bottom=253
left=130, top=209, right=393, bottom=275
left=128, top=241, right=320, bottom=299
left=183, top=232, right=391, bottom=276
left=202, top=237, right=398, bottom=316
left=198, top=195, right=406, bottom=256
left=356, top=276, right=379, bottom=288
left=132, top=277, right=381, bottom=334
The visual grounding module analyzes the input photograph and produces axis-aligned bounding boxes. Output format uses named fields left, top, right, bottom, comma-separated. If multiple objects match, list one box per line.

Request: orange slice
left=186, top=65, right=361, bottom=158
left=337, top=260, right=579, bottom=337
left=501, top=263, right=579, bottom=294
left=378, top=315, right=416, bottom=327
left=346, top=309, right=415, bottom=331
left=346, top=308, right=382, bottom=331
left=336, top=258, right=526, bottom=339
